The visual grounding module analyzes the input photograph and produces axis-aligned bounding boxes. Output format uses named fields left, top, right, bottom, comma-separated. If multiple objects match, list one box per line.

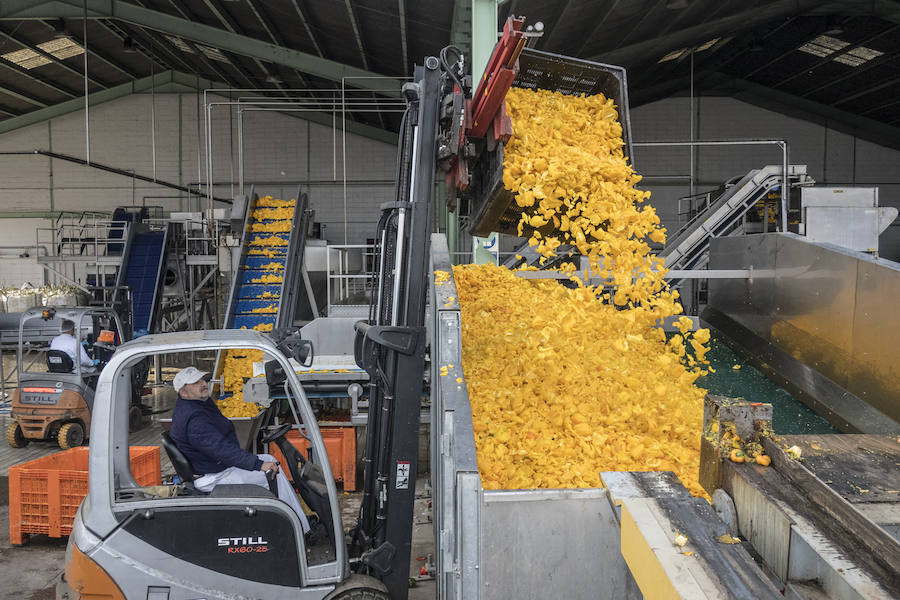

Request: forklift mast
left=352, top=21, right=526, bottom=595
left=351, top=56, right=443, bottom=598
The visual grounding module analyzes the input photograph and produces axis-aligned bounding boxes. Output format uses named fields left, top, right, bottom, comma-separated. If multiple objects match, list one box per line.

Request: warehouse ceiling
left=0, top=0, right=898, bottom=149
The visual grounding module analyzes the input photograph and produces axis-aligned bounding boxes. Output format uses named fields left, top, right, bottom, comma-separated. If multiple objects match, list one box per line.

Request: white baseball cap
left=173, top=366, right=208, bottom=392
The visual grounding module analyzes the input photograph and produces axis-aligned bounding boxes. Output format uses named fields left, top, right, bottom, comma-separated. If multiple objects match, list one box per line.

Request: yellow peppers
left=454, top=87, right=711, bottom=498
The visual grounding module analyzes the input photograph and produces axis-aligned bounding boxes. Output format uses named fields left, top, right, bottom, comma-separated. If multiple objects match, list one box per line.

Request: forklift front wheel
left=6, top=421, right=28, bottom=448
left=128, top=405, right=143, bottom=432
left=58, top=422, right=85, bottom=450
left=325, top=575, right=390, bottom=600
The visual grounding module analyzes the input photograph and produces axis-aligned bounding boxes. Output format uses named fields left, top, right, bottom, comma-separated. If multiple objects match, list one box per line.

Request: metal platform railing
left=326, top=244, right=376, bottom=317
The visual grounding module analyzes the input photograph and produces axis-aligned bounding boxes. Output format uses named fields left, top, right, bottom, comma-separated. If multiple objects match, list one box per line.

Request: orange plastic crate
left=8, top=446, right=161, bottom=545
left=269, top=427, right=356, bottom=491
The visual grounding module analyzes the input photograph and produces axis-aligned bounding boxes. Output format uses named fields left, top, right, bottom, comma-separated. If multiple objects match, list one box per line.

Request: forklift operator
left=50, top=319, right=100, bottom=372
left=169, top=366, right=311, bottom=533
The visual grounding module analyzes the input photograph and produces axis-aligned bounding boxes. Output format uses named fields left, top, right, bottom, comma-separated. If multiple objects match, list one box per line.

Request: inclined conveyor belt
left=223, top=191, right=309, bottom=331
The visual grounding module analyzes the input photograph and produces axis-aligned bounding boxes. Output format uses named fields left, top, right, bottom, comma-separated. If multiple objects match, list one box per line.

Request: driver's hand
left=261, top=461, right=279, bottom=475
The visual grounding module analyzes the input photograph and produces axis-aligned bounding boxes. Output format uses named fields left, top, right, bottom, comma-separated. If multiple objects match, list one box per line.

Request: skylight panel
left=814, top=35, right=849, bottom=52
left=198, top=45, right=230, bottom=63
left=658, top=48, right=687, bottom=63
left=1, top=38, right=84, bottom=70
left=165, top=36, right=194, bottom=53
left=799, top=35, right=850, bottom=58
left=1, top=48, right=51, bottom=69
left=37, top=38, right=84, bottom=60
left=696, top=38, right=720, bottom=52
left=848, top=46, right=884, bottom=60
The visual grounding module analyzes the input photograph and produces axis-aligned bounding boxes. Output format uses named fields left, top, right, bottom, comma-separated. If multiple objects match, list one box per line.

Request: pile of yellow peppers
left=455, top=87, right=710, bottom=498
left=218, top=349, right=265, bottom=417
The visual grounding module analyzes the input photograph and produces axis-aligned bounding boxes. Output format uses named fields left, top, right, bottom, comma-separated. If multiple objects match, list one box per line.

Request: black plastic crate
left=468, top=48, right=633, bottom=238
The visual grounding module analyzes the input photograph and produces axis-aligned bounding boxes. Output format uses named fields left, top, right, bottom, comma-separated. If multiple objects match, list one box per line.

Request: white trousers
left=194, top=453, right=310, bottom=533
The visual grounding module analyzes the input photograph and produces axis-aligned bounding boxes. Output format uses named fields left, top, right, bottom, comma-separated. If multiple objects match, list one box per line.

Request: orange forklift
left=6, top=306, right=145, bottom=449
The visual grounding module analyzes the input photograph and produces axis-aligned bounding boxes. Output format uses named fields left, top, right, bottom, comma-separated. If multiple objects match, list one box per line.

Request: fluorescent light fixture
left=658, top=48, right=687, bottom=63
left=1, top=38, right=84, bottom=69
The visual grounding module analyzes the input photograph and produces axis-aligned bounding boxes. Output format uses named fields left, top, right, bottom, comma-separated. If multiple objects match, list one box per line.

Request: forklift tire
left=330, top=590, right=390, bottom=600
left=128, top=405, right=143, bottom=432
left=325, top=575, right=390, bottom=600
left=6, top=421, right=28, bottom=448
left=58, top=422, right=85, bottom=450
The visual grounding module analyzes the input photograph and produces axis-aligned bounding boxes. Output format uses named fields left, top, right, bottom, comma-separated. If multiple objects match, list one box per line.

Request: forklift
left=7, top=306, right=146, bottom=450
left=58, top=22, right=528, bottom=598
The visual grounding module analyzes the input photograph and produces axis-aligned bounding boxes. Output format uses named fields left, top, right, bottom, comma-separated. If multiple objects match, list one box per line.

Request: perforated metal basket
left=468, top=48, right=633, bottom=237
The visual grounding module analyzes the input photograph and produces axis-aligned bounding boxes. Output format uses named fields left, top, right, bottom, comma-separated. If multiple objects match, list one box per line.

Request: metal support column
left=470, top=0, right=500, bottom=265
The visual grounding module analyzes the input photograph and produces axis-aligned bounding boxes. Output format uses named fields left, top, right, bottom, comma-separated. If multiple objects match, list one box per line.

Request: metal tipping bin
left=467, top=48, right=634, bottom=237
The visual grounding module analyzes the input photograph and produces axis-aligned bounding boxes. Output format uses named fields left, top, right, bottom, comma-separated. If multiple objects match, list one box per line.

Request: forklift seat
left=47, top=350, right=74, bottom=373
left=161, top=432, right=198, bottom=489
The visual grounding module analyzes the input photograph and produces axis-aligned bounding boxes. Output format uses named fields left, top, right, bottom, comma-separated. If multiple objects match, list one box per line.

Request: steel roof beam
left=0, top=82, right=49, bottom=107
left=0, top=0, right=403, bottom=96
left=773, top=22, right=900, bottom=89
left=58, top=23, right=137, bottom=80
left=705, top=72, right=900, bottom=152
left=162, top=0, right=259, bottom=91
left=288, top=0, right=325, bottom=58
left=590, top=0, right=828, bottom=66
left=0, top=69, right=398, bottom=144
left=97, top=18, right=168, bottom=72
left=0, top=70, right=192, bottom=134
left=0, top=56, right=78, bottom=97
left=243, top=0, right=313, bottom=91
left=398, top=0, right=409, bottom=73
left=343, top=0, right=370, bottom=72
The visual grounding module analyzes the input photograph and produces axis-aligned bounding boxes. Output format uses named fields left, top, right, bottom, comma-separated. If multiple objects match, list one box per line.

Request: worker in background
left=50, top=319, right=99, bottom=372
left=169, top=366, right=311, bottom=533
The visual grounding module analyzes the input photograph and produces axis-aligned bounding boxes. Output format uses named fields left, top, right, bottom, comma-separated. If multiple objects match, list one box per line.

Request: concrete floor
left=0, top=379, right=435, bottom=599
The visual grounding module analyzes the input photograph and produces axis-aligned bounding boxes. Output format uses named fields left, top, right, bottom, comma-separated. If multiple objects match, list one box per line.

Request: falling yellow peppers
left=454, top=87, right=711, bottom=498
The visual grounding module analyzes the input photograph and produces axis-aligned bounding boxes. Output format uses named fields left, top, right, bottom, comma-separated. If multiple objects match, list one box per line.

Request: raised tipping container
left=468, top=48, right=634, bottom=237
left=9, top=446, right=161, bottom=545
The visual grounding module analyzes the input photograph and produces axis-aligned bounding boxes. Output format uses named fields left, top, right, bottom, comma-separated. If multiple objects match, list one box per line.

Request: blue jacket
left=169, top=395, right=263, bottom=475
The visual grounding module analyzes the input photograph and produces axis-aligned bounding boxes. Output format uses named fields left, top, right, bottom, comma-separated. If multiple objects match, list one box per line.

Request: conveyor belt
left=114, top=222, right=171, bottom=337
left=661, top=165, right=811, bottom=272
left=223, top=191, right=309, bottom=331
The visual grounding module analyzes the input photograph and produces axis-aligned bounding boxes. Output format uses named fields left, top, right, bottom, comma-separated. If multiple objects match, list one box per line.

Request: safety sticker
left=395, top=461, right=410, bottom=489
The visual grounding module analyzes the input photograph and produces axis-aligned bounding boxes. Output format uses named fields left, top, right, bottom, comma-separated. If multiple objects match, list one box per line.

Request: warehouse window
left=1, top=38, right=84, bottom=69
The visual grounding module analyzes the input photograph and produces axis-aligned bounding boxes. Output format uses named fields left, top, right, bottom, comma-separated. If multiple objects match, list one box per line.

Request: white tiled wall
left=631, top=96, right=900, bottom=259
left=0, top=92, right=397, bottom=276
left=2, top=90, right=900, bottom=289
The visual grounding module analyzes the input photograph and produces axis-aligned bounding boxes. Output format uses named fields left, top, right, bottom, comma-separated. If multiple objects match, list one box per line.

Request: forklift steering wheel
left=260, top=423, right=292, bottom=445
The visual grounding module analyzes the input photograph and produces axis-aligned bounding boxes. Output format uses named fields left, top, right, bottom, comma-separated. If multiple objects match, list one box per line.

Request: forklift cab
left=7, top=306, right=127, bottom=450
left=59, top=329, right=381, bottom=600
